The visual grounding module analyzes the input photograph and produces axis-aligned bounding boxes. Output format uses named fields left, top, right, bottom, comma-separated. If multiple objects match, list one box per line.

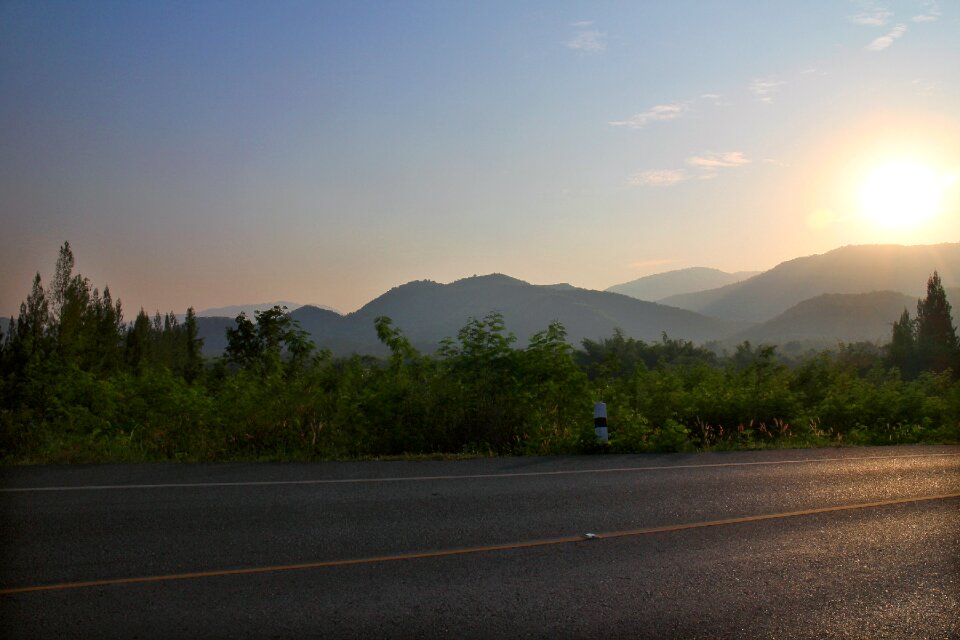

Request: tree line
left=1, top=243, right=958, bottom=463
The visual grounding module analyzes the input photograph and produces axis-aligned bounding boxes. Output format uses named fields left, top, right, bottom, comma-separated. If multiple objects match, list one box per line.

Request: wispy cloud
left=848, top=0, right=894, bottom=25
left=699, top=92, right=731, bottom=107
left=749, top=76, right=785, bottom=103
left=865, top=23, right=906, bottom=51
left=565, top=23, right=606, bottom=53
left=687, top=151, right=750, bottom=181
left=609, top=103, right=689, bottom=129
left=687, top=151, right=750, bottom=169
left=912, top=0, right=940, bottom=22
left=849, top=8, right=893, bottom=26
left=628, top=170, right=688, bottom=187
left=629, top=151, right=750, bottom=188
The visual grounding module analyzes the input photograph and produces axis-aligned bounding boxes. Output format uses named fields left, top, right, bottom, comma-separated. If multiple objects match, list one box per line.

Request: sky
left=2, top=0, right=959, bottom=317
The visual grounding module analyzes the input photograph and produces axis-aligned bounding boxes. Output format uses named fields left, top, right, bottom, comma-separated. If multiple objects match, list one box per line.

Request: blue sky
left=2, top=0, right=958, bottom=316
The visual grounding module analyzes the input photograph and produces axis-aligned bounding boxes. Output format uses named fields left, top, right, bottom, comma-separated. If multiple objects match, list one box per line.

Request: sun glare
left=858, top=160, right=951, bottom=228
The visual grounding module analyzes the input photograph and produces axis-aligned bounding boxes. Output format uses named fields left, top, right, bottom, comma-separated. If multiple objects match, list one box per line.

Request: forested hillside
left=736, top=291, right=917, bottom=346
left=2, top=244, right=959, bottom=463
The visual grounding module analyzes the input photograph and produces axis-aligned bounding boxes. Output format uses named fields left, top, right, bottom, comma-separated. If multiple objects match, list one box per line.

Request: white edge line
left=2, top=452, right=958, bottom=493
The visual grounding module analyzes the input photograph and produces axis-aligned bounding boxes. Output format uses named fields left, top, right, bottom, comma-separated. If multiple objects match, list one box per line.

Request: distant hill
left=197, top=301, right=338, bottom=318
left=734, top=291, right=916, bottom=346
left=607, top=267, right=760, bottom=301
left=306, top=274, right=742, bottom=355
left=660, top=243, right=960, bottom=323
left=192, top=245, right=960, bottom=356
left=195, top=317, right=235, bottom=355
left=99, top=289, right=960, bottom=357
left=196, top=274, right=742, bottom=357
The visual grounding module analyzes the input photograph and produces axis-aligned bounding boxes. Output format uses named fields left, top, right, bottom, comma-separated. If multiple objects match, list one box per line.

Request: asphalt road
left=1, top=445, right=958, bottom=639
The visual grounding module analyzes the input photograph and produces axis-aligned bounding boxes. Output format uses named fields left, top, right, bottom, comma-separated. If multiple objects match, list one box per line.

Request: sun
left=858, top=160, right=951, bottom=228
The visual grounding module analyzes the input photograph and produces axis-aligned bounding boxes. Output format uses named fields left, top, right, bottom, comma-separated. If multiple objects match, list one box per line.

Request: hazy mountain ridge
left=607, top=267, right=761, bottom=301
left=282, top=274, right=740, bottom=356
left=734, top=291, right=916, bottom=346
left=659, top=243, right=960, bottom=323
left=197, top=301, right=338, bottom=317
left=185, top=244, right=960, bottom=356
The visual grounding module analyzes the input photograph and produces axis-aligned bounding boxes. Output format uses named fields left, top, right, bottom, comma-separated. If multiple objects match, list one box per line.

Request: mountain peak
left=452, top=273, right=529, bottom=286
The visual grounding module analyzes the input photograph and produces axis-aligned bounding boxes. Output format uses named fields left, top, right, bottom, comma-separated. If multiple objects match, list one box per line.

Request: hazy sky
left=2, top=0, right=959, bottom=317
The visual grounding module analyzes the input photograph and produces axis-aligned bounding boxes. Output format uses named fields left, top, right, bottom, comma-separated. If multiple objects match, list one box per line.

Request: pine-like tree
left=17, top=273, right=51, bottom=358
left=915, top=271, right=959, bottom=373
left=125, top=308, right=153, bottom=372
left=50, top=241, right=74, bottom=321
left=85, top=286, right=124, bottom=374
left=182, top=307, right=204, bottom=382
left=887, top=308, right=918, bottom=376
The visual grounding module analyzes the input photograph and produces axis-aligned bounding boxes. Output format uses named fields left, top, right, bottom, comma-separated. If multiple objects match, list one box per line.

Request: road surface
left=2, top=445, right=958, bottom=638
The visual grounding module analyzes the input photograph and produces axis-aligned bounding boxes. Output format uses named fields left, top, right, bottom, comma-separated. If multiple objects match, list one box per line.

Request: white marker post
left=594, top=402, right=608, bottom=443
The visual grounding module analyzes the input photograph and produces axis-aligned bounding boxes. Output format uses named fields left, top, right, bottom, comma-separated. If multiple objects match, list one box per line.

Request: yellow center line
left=2, top=492, right=957, bottom=596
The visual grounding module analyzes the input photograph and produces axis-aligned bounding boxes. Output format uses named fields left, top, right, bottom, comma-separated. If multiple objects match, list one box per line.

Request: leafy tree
left=438, top=312, right=523, bottom=452
left=834, top=341, right=884, bottom=377
left=577, top=329, right=717, bottom=381
left=521, top=321, right=590, bottom=452
left=375, top=316, right=417, bottom=368
left=578, top=328, right=632, bottom=380
left=224, top=306, right=314, bottom=375
left=224, top=312, right=259, bottom=368
left=367, top=317, right=434, bottom=453
left=915, top=271, right=959, bottom=373
left=730, top=341, right=778, bottom=373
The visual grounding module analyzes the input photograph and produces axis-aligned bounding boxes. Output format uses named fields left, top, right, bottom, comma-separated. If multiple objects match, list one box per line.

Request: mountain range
left=290, top=275, right=744, bottom=356
left=189, top=242, right=960, bottom=356
left=192, top=275, right=744, bottom=356
left=5, top=243, right=959, bottom=356
left=656, top=243, right=960, bottom=323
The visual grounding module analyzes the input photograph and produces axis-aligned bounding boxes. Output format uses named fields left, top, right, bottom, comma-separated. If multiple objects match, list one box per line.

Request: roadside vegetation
left=2, top=243, right=958, bottom=463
